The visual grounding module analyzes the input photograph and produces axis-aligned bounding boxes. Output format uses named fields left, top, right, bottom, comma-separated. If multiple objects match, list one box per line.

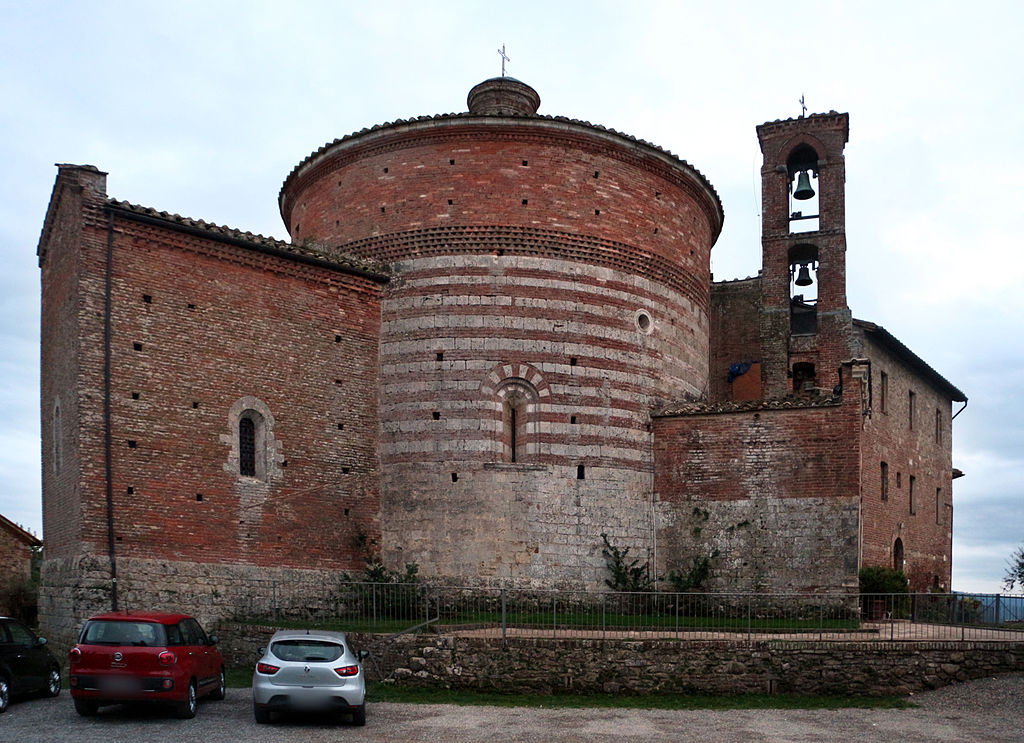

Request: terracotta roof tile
left=106, top=199, right=389, bottom=280
left=654, top=395, right=842, bottom=418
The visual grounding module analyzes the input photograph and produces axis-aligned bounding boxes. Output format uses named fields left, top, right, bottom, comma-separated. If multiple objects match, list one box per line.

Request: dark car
left=0, top=616, right=62, bottom=712
left=68, top=611, right=225, bottom=718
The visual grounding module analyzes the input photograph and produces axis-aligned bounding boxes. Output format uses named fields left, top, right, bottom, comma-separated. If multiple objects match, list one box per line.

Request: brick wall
left=0, top=522, right=37, bottom=615
left=277, top=111, right=724, bottom=589
left=859, top=336, right=956, bottom=590
left=39, top=166, right=103, bottom=559
left=38, top=171, right=385, bottom=573
left=708, top=277, right=762, bottom=402
left=280, top=117, right=722, bottom=283
left=653, top=394, right=863, bottom=592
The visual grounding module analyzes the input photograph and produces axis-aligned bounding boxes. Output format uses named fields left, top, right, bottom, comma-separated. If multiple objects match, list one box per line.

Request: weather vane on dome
left=498, top=44, right=509, bottom=77
left=800, top=93, right=807, bottom=118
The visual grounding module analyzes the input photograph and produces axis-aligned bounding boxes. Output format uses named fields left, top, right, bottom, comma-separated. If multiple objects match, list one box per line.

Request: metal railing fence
left=223, top=581, right=1024, bottom=643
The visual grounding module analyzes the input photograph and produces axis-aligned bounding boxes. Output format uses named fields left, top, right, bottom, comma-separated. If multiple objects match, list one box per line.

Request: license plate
left=101, top=676, right=138, bottom=692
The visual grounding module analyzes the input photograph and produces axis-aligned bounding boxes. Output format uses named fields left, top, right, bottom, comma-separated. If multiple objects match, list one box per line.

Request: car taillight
left=334, top=665, right=359, bottom=677
left=69, top=647, right=82, bottom=663
left=158, top=651, right=177, bottom=665
left=256, top=662, right=280, bottom=675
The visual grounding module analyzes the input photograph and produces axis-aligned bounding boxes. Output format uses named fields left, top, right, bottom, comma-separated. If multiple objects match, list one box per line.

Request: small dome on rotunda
left=467, top=77, right=541, bottom=115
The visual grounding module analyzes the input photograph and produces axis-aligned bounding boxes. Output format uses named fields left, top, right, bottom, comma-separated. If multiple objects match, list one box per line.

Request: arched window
left=224, top=397, right=279, bottom=482
left=239, top=416, right=256, bottom=477
left=497, top=378, right=539, bottom=463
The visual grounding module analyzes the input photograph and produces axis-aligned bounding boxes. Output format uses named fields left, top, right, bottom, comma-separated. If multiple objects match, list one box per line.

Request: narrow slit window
left=509, top=407, right=518, bottom=463
left=52, top=402, right=62, bottom=475
left=239, top=417, right=256, bottom=477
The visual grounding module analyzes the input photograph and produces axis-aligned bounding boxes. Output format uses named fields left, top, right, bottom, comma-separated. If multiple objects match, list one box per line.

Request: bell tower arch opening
left=789, top=243, right=819, bottom=335
left=756, top=112, right=851, bottom=398
left=787, top=144, right=820, bottom=233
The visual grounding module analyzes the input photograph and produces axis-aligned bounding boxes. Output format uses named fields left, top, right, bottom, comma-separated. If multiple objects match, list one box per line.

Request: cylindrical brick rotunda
left=279, top=78, right=723, bottom=587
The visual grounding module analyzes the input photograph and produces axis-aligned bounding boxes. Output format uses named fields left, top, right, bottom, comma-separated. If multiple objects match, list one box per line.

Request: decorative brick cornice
left=336, top=224, right=708, bottom=309
left=756, top=111, right=850, bottom=144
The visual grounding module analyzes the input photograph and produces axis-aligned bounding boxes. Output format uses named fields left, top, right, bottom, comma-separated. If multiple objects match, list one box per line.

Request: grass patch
left=366, top=683, right=911, bottom=710
left=226, top=667, right=253, bottom=688
left=227, top=613, right=860, bottom=635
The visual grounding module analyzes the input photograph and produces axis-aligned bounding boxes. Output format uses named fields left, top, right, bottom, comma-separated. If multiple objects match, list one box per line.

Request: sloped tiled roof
left=107, top=199, right=390, bottom=282
left=853, top=319, right=966, bottom=402
left=654, top=395, right=841, bottom=418
left=0, top=513, right=41, bottom=547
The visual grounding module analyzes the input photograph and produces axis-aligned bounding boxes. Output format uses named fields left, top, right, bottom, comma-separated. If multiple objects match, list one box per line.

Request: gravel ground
left=1, top=674, right=1021, bottom=743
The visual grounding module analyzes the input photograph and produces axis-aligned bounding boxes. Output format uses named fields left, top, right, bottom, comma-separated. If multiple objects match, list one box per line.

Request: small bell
left=793, top=170, right=815, bottom=200
left=795, top=263, right=813, bottom=286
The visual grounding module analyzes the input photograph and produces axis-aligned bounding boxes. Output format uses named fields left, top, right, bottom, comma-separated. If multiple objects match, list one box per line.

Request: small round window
left=634, top=310, right=654, bottom=335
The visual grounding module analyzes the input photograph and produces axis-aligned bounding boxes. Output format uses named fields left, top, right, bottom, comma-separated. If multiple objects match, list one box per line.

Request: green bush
left=600, top=533, right=655, bottom=592
left=858, top=567, right=908, bottom=594
left=859, top=567, right=909, bottom=619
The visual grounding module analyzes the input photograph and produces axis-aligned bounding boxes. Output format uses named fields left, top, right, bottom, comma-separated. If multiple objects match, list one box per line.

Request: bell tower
left=756, top=111, right=854, bottom=398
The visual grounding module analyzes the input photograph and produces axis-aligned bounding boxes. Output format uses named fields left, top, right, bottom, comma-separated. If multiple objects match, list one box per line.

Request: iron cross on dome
left=498, top=44, right=509, bottom=76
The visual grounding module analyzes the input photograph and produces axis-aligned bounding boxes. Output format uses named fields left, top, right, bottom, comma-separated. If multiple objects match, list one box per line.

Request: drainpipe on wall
left=103, top=211, right=118, bottom=611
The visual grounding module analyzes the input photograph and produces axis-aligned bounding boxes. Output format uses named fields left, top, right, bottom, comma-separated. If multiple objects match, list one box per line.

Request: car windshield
left=270, top=639, right=344, bottom=662
left=80, top=620, right=167, bottom=647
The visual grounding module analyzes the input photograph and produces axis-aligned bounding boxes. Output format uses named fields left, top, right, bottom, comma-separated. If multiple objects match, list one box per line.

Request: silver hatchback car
left=252, top=630, right=368, bottom=725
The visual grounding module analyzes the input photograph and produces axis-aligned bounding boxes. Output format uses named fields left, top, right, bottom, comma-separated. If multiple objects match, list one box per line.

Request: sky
left=1, top=0, right=1021, bottom=594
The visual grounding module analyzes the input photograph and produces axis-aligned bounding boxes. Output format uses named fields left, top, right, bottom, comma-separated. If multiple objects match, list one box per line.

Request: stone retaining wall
left=218, top=622, right=1024, bottom=697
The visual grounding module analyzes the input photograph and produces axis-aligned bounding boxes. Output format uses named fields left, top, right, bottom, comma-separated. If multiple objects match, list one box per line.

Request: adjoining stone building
left=36, top=78, right=965, bottom=640
left=0, top=514, right=41, bottom=616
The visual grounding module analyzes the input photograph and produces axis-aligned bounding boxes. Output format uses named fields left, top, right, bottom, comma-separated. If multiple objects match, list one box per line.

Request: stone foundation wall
left=38, top=555, right=354, bottom=652
left=220, top=623, right=1024, bottom=697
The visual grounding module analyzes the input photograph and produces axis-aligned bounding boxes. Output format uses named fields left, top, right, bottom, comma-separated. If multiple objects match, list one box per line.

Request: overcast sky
left=2, top=1, right=1021, bottom=594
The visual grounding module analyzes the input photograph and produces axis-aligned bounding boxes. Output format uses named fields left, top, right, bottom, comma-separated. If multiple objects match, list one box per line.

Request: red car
left=68, top=611, right=225, bottom=718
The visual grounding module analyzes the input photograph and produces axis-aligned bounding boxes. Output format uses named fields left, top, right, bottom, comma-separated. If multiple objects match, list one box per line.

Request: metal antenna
left=498, top=44, right=510, bottom=77
left=800, top=93, right=807, bottom=118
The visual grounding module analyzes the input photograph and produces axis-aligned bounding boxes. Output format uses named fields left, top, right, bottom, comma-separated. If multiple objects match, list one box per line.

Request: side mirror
left=208, top=635, right=219, bottom=645
left=35, top=636, right=48, bottom=647
left=258, top=647, right=266, bottom=656
left=359, top=649, right=370, bottom=660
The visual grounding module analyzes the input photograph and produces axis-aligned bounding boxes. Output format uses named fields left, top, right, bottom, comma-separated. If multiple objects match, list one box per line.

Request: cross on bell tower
left=756, top=110, right=853, bottom=398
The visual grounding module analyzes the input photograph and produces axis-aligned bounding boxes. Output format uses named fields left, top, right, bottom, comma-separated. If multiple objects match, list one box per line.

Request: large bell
left=793, top=170, right=815, bottom=200
left=795, top=263, right=813, bottom=286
